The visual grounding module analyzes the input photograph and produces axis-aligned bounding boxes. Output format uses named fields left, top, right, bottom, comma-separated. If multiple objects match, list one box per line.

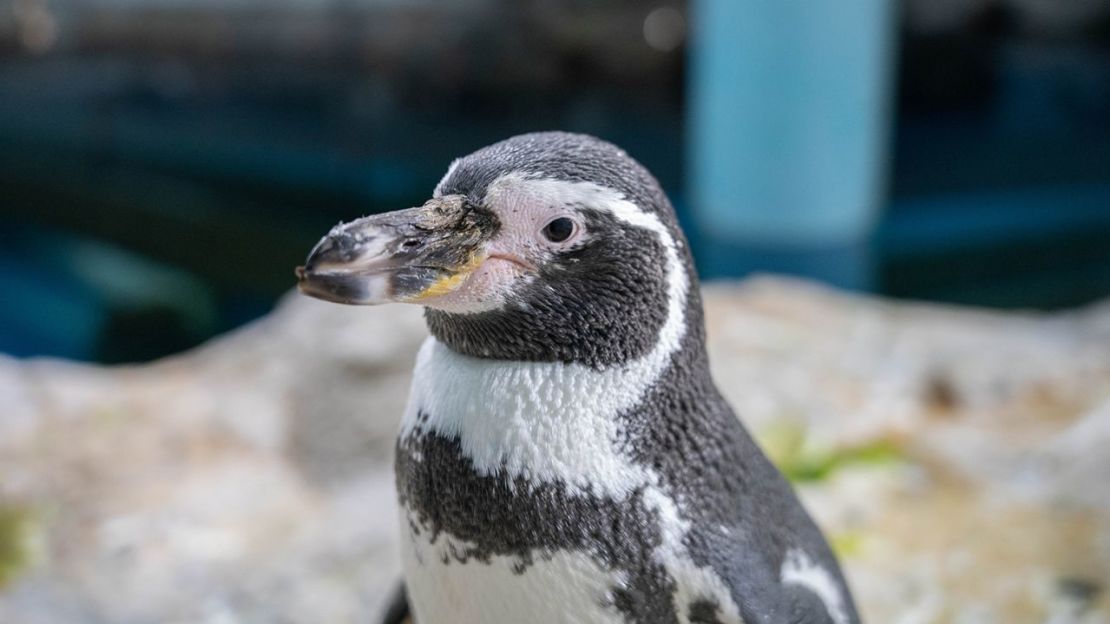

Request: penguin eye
left=542, top=217, right=576, bottom=243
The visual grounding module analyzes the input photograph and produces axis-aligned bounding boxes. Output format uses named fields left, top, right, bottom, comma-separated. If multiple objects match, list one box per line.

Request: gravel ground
left=1, top=277, right=1108, bottom=623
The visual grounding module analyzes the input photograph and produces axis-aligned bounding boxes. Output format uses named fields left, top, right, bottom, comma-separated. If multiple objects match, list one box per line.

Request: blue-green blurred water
left=2, top=5, right=1109, bottom=363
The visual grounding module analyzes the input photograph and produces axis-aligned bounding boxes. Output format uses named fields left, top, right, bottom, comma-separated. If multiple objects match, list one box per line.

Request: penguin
left=296, top=132, right=861, bottom=624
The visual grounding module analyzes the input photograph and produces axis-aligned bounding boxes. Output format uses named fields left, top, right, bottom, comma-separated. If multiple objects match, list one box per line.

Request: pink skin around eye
left=418, top=181, right=581, bottom=314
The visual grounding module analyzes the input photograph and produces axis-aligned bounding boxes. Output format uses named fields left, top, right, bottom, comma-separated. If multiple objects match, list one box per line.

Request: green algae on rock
left=758, top=420, right=903, bottom=483
left=0, top=505, right=31, bottom=589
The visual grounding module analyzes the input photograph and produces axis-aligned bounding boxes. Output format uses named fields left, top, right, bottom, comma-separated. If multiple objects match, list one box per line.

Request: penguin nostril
left=401, top=239, right=421, bottom=249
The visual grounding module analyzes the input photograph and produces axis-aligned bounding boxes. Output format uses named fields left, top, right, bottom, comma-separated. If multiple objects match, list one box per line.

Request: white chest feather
left=396, top=336, right=748, bottom=624
left=401, top=336, right=662, bottom=496
left=396, top=337, right=843, bottom=624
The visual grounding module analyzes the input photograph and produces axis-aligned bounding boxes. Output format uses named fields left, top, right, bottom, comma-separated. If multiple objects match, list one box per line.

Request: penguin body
left=298, top=133, right=860, bottom=624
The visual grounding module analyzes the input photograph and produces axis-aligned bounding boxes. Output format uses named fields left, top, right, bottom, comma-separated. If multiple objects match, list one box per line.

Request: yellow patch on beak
left=410, top=253, right=485, bottom=301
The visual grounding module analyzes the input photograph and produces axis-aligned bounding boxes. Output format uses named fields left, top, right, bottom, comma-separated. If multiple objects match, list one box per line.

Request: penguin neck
left=402, top=286, right=711, bottom=499
left=422, top=307, right=671, bottom=370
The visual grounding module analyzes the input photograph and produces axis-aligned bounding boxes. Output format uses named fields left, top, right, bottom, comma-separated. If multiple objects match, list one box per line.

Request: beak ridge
left=295, top=197, right=496, bottom=306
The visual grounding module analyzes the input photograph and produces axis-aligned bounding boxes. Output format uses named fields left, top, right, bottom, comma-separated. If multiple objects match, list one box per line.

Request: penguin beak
left=296, top=195, right=498, bottom=305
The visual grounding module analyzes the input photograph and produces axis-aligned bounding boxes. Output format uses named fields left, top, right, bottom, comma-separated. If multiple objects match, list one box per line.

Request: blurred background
left=2, top=0, right=1108, bottom=364
left=3, top=2, right=1110, bottom=623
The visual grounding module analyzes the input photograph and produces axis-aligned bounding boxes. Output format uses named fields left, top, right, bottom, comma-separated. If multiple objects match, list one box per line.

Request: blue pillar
left=688, top=0, right=898, bottom=288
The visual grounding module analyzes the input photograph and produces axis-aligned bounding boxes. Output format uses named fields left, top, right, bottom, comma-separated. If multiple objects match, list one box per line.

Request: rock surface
left=1, top=277, right=1108, bottom=623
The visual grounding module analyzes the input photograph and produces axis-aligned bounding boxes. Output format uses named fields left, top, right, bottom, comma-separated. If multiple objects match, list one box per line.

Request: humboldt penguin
left=296, top=132, right=860, bottom=624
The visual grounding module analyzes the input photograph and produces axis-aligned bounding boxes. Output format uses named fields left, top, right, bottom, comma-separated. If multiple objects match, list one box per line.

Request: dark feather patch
left=396, top=426, right=681, bottom=623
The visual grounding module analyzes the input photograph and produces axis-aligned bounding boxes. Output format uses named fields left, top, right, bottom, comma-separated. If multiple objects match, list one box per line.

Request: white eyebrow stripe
left=433, top=158, right=462, bottom=198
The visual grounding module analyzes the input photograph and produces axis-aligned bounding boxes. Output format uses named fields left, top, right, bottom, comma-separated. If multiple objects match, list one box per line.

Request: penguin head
left=298, top=132, right=700, bottom=367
